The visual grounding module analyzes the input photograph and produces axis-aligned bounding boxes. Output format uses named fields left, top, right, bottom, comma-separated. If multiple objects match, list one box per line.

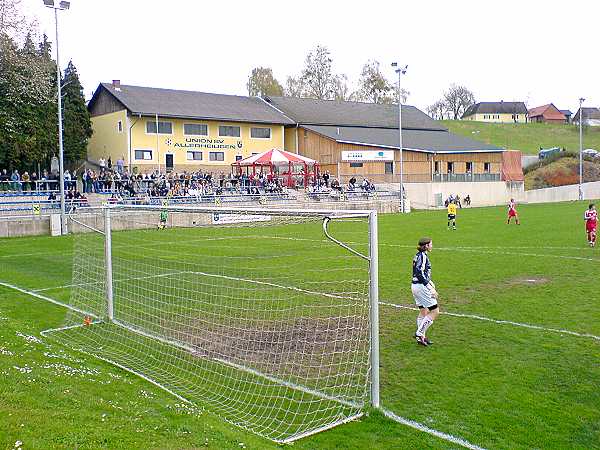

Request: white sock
left=416, top=316, right=433, bottom=336
left=416, top=316, right=424, bottom=330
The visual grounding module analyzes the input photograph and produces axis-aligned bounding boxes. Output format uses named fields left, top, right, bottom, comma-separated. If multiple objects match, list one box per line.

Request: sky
left=21, top=0, right=599, bottom=114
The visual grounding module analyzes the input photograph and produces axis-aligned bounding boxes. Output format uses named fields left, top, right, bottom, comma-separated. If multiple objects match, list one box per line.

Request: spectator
left=48, top=191, right=57, bottom=201
left=21, top=171, right=30, bottom=191
left=455, top=194, right=462, bottom=209
left=10, top=169, right=20, bottom=191
left=107, top=156, right=112, bottom=170
left=99, top=157, right=106, bottom=169
left=464, top=195, right=471, bottom=207
left=0, top=169, right=8, bottom=191
left=117, top=156, right=125, bottom=174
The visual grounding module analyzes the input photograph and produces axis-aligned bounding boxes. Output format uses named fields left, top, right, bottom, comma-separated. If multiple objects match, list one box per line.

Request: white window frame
left=218, top=125, right=241, bottom=138
left=145, top=120, right=173, bottom=135
left=187, top=151, right=203, bottom=161
left=250, top=127, right=272, bottom=139
left=209, top=151, right=225, bottom=162
left=134, top=149, right=153, bottom=161
left=183, top=123, right=209, bottom=136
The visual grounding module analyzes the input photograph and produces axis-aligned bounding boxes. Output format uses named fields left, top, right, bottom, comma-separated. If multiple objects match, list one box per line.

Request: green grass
left=1, top=202, right=600, bottom=449
left=443, top=119, right=600, bottom=155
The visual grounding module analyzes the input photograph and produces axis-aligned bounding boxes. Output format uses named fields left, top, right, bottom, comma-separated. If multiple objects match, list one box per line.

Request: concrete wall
left=404, top=181, right=525, bottom=208
left=524, top=181, right=600, bottom=203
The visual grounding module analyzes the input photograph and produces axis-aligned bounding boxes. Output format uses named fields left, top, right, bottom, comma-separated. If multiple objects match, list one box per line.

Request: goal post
left=45, top=204, right=380, bottom=443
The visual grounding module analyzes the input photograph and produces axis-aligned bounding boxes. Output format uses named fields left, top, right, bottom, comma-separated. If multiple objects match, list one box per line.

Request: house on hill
left=560, top=110, right=573, bottom=123
left=527, top=104, right=567, bottom=124
left=573, top=107, right=600, bottom=127
left=462, top=101, right=528, bottom=123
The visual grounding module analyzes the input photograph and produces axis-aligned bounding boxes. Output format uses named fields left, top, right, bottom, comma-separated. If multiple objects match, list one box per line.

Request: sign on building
left=341, top=150, right=394, bottom=161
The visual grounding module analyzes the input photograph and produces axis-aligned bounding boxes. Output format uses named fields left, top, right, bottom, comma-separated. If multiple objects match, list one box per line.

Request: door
left=165, top=154, right=174, bottom=172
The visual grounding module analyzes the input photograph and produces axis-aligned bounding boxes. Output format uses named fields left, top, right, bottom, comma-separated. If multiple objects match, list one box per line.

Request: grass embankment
left=523, top=153, right=600, bottom=189
left=443, top=120, right=600, bottom=155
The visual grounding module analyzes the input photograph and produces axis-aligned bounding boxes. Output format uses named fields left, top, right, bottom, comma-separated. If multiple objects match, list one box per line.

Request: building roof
left=573, top=107, right=600, bottom=122
left=264, top=96, right=447, bottom=131
left=560, top=110, right=573, bottom=116
left=527, top=104, right=566, bottom=120
left=462, top=101, right=528, bottom=118
left=89, top=83, right=295, bottom=125
left=303, top=125, right=503, bottom=153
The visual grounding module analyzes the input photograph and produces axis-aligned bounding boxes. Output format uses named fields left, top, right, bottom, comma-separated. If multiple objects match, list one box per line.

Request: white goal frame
left=55, top=204, right=380, bottom=442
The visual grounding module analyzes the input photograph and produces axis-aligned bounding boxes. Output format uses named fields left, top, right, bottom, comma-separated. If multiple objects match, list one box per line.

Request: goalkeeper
left=411, top=237, right=439, bottom=346
left=158, top=209, right=168, bottom=230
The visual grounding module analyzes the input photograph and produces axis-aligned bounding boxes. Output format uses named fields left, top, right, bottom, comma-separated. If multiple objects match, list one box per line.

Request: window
left=117, top=120, right=123, bottom=133
left=209, top=152, right=225, bottom=161
left=447, top=162, right=454, bottom=174
left=135, top=150, right=152, bottom=160
left=146, top=121, right=172, bottom=134
left=466, top=161, right=473, bottom=173
left=434, top=161, right=440, bottom=174
left=218, top=125, right=240, bottom=137
left=187, top=151, right=203, bottom=161
left=250, top=127, right=271, bottom=139
left=350, top=162, right=363, bottom=168
left=484, top=162, right=491, bottom=173
left=385, top=162, right=393, bottom=174
left=235, top=155, right=243, bottom=161
left=184, top=123, right=208, bottom=136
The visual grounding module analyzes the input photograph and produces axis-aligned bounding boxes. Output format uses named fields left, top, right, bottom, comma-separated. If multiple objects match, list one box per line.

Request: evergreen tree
left=61, top=60, right=92, bottom=164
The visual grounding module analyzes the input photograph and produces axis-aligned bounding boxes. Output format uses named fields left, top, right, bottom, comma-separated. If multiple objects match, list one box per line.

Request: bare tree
left=299, top=45, right=340, bottom=100
left=332, top=74, right=351, bottom=101
left=0, top=0, right=37, bottom=43
left=443, top=84, right=476, bottom=119
left=246, top=67, right=283, bottom=97
left=353, top=60, right=394, bottom=104
left=426, top=100, right=448, bottom=120
left=284, top=76, right=304, bottom=98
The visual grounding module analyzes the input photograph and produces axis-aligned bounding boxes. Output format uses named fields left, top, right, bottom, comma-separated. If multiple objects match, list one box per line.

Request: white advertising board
left=211, top=213, right=272, bottom=224
left=341, top=150, right=394, bottom=161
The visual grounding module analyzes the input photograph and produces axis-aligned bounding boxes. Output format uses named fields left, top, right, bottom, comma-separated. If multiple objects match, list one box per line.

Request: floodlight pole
left=392, top=63, right=407, bottom=213
left=579, top=97, right=585, bottom=201
left=45, top=0, right=69, bottom=234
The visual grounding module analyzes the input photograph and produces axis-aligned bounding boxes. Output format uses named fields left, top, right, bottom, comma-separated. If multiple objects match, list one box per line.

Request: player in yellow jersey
left=447, top=201, right=457, bottom=230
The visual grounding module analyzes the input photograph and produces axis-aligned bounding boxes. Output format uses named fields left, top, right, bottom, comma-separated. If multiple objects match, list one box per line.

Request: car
left=538, top=147, right=562, bottom=159
left=582, top=148, right=599, bottom=157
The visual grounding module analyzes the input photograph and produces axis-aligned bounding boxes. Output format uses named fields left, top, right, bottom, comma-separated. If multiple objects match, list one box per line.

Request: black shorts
left=448, top=214, right=456, bottom=220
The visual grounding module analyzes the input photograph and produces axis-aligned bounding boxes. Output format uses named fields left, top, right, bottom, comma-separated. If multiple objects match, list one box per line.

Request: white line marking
left=381, top=408, right=486, bottom=450
left=380, top=301, right=600, bottom=342
left=0, top=281, right=98, bottom=319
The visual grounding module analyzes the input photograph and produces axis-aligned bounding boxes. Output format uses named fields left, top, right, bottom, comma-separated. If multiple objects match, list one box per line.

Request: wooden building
left=528, top=104, right=567, bottom=124
left=264, top=96, right=515, bottom=184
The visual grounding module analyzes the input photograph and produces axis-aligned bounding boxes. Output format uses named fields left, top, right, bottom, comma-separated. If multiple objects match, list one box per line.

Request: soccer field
left=1, top=201, right=599, bottom=449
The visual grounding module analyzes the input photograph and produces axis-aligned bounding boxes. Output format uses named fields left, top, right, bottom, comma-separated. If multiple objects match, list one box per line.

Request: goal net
left=43, top=204, right=379, bottom=443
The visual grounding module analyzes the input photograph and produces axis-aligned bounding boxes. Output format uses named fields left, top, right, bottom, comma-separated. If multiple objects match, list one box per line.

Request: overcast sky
left=22, top=0, right=599, bottom=114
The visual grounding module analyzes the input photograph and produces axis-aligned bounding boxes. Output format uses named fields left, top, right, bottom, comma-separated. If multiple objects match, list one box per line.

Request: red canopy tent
left=231, top=149, right=319, bottom=188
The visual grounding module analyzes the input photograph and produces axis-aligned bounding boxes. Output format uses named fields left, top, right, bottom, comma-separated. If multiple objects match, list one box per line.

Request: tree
left=426, top=100, right=448, bottom=120
left=443, top=84, right=475, bottom=120
left=61, top=60, right=92, bottom=164
left=332, top=74, right=351, bottom=101
left=284, top=76, right=304, bottom=98
left=353, top=60, right=395, bottom=104
left=299, top=45, right=341, bottom=100
left=246, top=67, right=283, bottom=97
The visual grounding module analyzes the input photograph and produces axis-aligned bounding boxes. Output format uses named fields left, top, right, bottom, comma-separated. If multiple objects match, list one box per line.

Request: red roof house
left=528, top=104, right=567, bottom=124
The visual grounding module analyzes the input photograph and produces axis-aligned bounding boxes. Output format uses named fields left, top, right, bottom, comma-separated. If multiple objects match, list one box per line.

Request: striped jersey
left=412, top=251, right=431, bottom=285
left=508, top=201, right=517, bottom=212
left=584, top=209, right=597, bottom=225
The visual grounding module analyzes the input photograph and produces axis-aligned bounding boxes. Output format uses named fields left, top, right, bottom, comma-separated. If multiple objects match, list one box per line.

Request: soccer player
left=507, top=198, right=520, bottom=225
left=411, top=237, right=439, bottom=347
left=584, top=203, right=597, bottom=247
left=447, top=200, right=457, bottom=230
left=158, top=209, right=168, bottom=230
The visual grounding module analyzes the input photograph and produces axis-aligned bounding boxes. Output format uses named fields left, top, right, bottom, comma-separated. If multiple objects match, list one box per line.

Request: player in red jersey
left=507, top=198, right=520, bottom=225
left=584, top=203, right=597, bottom=247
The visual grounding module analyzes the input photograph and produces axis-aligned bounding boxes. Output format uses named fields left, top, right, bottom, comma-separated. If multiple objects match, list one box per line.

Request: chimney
left=112, top=79, right=121, bottom=90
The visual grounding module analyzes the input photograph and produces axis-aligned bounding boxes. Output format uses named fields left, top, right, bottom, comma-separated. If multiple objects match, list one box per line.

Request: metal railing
left=0, top=179, right=64, bottom=194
